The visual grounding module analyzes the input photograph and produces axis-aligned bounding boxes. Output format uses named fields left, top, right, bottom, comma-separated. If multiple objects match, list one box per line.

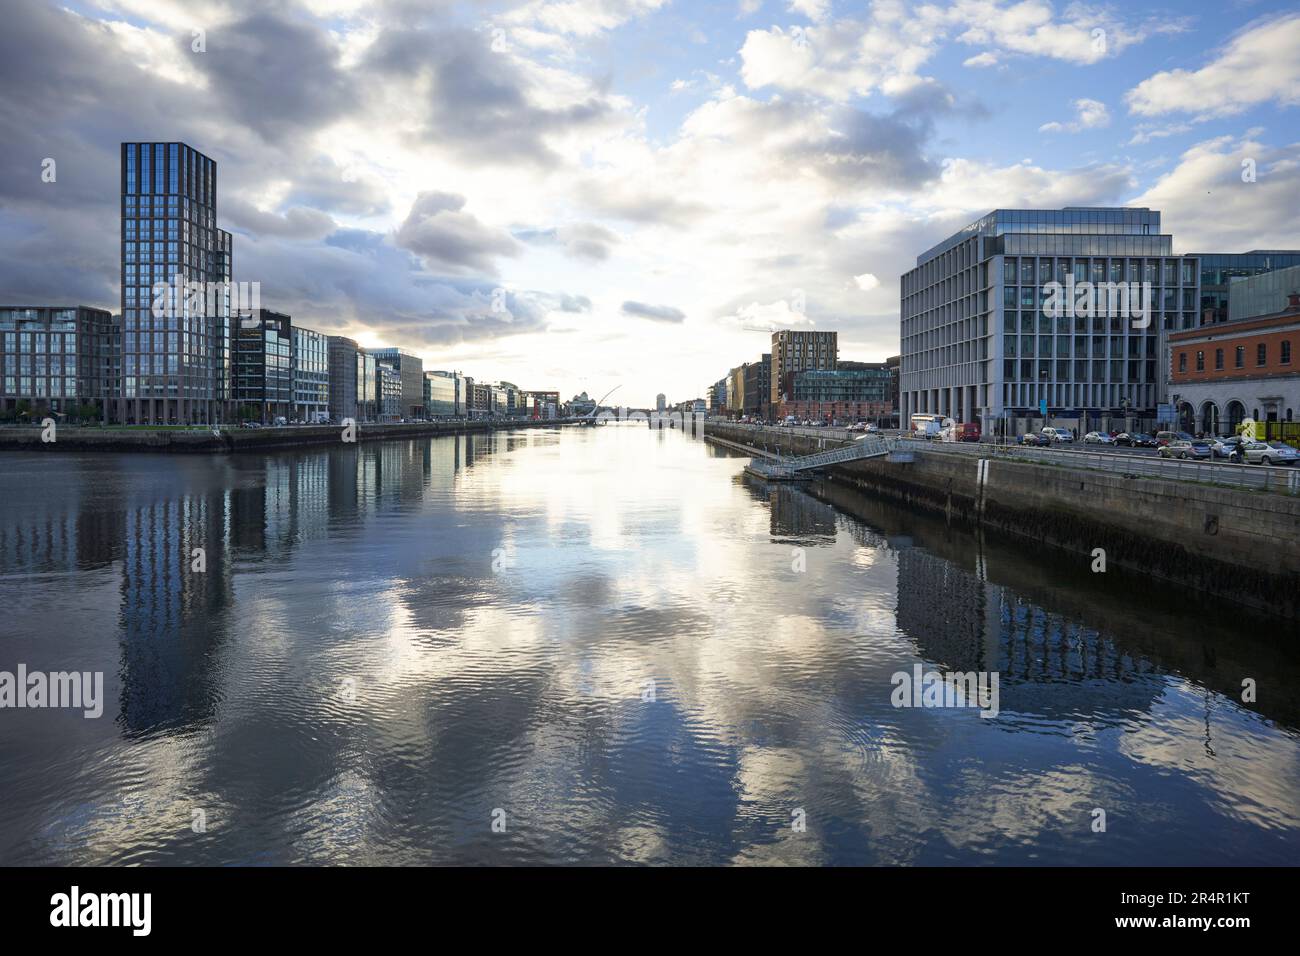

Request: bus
left=910, top=414, right=950, bottom=439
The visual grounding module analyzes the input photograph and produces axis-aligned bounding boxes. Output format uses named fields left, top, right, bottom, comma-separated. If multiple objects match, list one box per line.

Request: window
left=1215, top=349, right=1224, bottom=370
left=1235, top=346, right=1245, bottom=368
left=1195, top=350, right=1204, bottom=371
left=1283, top=340, right=1292, bottom=365
left=1257, top=343, right=1267, bottom=366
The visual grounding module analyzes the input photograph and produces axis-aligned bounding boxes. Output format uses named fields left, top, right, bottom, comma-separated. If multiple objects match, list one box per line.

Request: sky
left=1, top=0, right=1298, bottom=408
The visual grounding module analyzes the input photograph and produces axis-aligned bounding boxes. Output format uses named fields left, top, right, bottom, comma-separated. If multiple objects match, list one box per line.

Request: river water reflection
left=0, top=423, right=1297, bottom=864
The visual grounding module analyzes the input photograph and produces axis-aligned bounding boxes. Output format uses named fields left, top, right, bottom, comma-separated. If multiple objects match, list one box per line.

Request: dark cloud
left=223, top=198, right=336, bottom=240
left=187, top=12, right=358, bottom=143
left=622, top=301, right=685, bottom=322
left=359, top=27, right=619, bottom=167
left=394, top=192, right=520, bottom=274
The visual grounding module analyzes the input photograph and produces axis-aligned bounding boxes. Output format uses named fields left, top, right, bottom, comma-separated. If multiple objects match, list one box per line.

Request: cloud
left=854, top=273, right=880, bottom=291
left=514, top=222, right=621, bottom=260
left=393, top=192, right=520, bottom=274
left=1131, top=135, right=1300, bottom=251
left=1125, top=13, right=1300, bottom=119
left=223, top=199, right=337, bottom=240
left=740, top=3, right=1180, bottom=102
left=622, top=301, right=686, bottom=322
left=1039, top=98, right=1111, bottom=133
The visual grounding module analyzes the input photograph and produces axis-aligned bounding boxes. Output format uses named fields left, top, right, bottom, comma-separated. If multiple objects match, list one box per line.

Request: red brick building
left=1167, top=293, right=1300, bottom=433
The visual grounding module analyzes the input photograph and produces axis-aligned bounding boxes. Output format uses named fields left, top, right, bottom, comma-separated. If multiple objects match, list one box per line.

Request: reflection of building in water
left=119, top=488, right=233, bottom=736
left=895, top=547, right=1162, bottom=720
left=767, top=486, right=838, bottom=541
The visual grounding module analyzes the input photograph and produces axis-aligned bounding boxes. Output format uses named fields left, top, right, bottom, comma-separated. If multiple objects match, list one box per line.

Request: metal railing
left=707, top=422, right=1300, bottom=495
left=894, top=438, right=1300, bottom=495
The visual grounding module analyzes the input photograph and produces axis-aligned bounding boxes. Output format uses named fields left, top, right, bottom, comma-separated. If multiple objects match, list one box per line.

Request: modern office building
left=742, top=353, right=771, bottom=419
left=1168, top=292, right=1300, bottom=433
left=0, top=306, right=116, bottom=420
left=327, top=335, right=376, bottom=422
left=709, top=378, right=728, bottom=415
left=119, top=142, right=235, bottom=424
left=1226, top=264, right=1300, bottom=323
left=727, top=365, right=746, bottom=416
left=656, top=393, right=666, bottom=412
left=900, top=207, right=1200, bottom=436
left=521, top=390, right=560, bottom=418
left=291, top=325, right=329, bottom=422
left=368, top=347, right=425, bottom=419
left=424, top=370, right=464, bottom=418
left=357, top=350, right=376, bottom=421
left=770, top=330, right=837, bottom=407
left=327, top=336, right=359, bottom=422
left=1191, top=251, right=1300, bottom=324
left=377, top=363, right=402, bottom=420
left=233, top=309, right=292, bottom=422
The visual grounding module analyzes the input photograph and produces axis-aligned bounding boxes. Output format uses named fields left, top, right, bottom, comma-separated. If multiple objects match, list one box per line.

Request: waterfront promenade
left=0, top=418, right=584, bottom=454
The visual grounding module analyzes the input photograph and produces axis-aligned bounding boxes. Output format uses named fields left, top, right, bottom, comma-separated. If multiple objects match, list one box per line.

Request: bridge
left=744, top=435, right=904, bottom=479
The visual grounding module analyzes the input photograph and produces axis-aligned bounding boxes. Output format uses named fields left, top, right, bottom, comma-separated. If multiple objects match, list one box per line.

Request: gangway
left=745, top=436, right=896, bottom=480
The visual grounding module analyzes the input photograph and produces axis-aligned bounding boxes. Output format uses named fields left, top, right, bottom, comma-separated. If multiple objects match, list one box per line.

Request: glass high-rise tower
left=119, top=142, right=233, bottom=424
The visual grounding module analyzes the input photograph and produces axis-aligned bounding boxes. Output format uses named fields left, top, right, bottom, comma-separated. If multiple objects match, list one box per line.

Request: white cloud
left=854, top=273, right=880, bottom=291
left=1125, top=13, right=1300, bottom=119
left=1039, top=98, right=1110, bottom=133
left=963, top=51, right=998, bottom=68
left=1131, top=135, right=1300, bottom=251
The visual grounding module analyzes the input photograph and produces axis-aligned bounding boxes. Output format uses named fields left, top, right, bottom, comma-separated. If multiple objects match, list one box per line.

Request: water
left=1, top=423, right=1297, bottom=865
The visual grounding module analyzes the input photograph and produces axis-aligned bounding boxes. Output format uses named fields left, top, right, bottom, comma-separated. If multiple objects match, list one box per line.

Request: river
left=0, top=422, right=1296, bottom=864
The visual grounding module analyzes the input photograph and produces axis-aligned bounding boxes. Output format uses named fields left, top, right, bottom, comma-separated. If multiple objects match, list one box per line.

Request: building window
left=1178, top=352, right=1187, bottom=372
left=1235, top=346, right=1245, bottom=368
left=1283, top=340, right=1292, bottom=365
left=1195, top=350, right=1204, bottom=371
left=1257, top=343, right=1267, bottom=366
left=1215, top=349, right=1223, bottom=370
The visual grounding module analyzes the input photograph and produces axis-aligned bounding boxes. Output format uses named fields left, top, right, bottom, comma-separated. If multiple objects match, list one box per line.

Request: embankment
left=0, top=418, right=581, bottom=454
left=706, top=422, right=1300, bottom=617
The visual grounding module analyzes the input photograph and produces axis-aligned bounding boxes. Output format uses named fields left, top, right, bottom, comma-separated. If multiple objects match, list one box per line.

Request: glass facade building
left=424, top=370, right=460, bottom=417
left=368, top=347, right=424, bottom=419
left=233, top=310, right=291, bottom=421
left=0, top=306, right=116, bottom=419
left=377, top=363, right=402, bottom=420
left=119, top=142, right=233, bottom=424
left=1191, top=251, right=1300, bottom=324
left=291, top=326, right=329, bottom=421
left=900, top=207, right=1201, bottom=434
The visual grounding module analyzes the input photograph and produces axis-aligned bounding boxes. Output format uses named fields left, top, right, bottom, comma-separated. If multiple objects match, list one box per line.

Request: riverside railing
left=707, top=422, right=1300, bottom=495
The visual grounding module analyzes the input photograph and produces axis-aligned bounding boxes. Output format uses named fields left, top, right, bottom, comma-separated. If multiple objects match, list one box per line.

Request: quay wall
left=0, top=418, right=583, bottom=454
left=705, top=422, right=1300, bottom=617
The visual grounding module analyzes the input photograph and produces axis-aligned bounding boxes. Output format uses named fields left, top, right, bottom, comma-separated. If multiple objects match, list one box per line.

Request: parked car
left=1020, top=432, right=1049, bottom=446
left=1158, top=439, right=1212, bottom=460
left=1244, top=441, right=1300, bottom=466
left=1155, top=430, right=1195, bottom=447
left=1114, top=432, right=1157, bottom=448
left=1210, top=436, right=1235, bottom=458
left=1083, top=431, right=1113, bottom=445
left=1042, top=426, right=1074, bottom=443
left=864, top=423, right=879, bottom=434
